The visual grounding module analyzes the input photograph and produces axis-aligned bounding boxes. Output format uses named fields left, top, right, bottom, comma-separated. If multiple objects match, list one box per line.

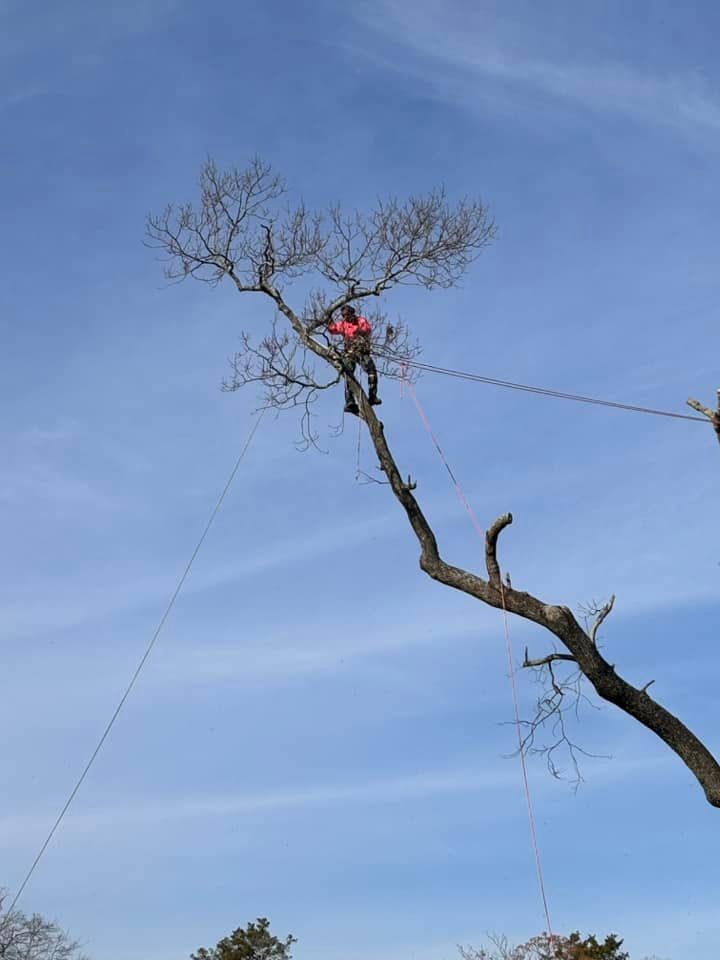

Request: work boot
left=344, top=402, right=360, bottom=416
left=369, top=394, right=382, bottom=406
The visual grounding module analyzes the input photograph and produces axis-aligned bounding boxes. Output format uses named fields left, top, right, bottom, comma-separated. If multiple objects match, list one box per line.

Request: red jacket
left=327, top=315, right=371, bottom=340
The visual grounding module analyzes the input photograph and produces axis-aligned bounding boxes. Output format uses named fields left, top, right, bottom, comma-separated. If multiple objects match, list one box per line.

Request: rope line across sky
left=379, top=350, right=709, bottom=424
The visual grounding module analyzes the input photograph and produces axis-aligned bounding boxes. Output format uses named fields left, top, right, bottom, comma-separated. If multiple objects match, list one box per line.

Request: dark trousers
left=344, top=351, right=378, bottom=404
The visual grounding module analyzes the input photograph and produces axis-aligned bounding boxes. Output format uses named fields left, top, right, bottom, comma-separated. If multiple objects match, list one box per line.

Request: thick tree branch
left=486, top=513, right=512, bottom=585
left=356, top=398, right=720, bottom=807
left=590, top=595, right=615, bottom=645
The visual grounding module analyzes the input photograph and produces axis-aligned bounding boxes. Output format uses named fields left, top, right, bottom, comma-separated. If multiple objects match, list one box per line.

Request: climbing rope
left=399, top=367, right=554, bottom=937
left=9, top=405, right=268, bottom=913
left=355, top=414, right=363, bottom=481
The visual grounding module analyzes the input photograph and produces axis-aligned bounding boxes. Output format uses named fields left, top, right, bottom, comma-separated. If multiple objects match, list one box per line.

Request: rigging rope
left=381, top=352, right=708, bottom=424
left=9, top=405, right=268, bottom=913
left=399, top=367, right=554, bottom=937
left=355, top=414, right=363, bottom=481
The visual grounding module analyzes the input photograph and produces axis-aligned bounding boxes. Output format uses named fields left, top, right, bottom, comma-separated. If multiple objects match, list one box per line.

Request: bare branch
left=510, top=656, right=610, bottom=788
left=687, top=388, right=720, bottom=446
left=355, top=469, right=391, bottom=486
left=590, top=595, right=615, bottom=646
left=144, top=156, right=288, bottom=289
left=523, top=649, right=577, bottom=668
left=687, top=397, right=716, bottom=419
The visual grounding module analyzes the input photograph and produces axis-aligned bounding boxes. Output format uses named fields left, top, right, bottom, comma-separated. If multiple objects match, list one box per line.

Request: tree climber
left=326, top=304, right=382, bottom=415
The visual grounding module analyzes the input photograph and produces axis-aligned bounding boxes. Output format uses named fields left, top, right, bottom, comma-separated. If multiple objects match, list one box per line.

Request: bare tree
left=0, top=891, right=88, bottom=960
left=147, top=157, right=720, bottom=808
left=457, top=930, right=661, bottom=959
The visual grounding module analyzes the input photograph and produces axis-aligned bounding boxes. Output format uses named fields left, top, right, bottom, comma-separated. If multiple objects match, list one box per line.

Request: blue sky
left=2, top=1, right=720, bottom=958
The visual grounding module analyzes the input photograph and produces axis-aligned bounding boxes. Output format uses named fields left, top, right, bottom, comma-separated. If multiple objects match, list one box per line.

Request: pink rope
left=401, top=372, right=554, bottom=939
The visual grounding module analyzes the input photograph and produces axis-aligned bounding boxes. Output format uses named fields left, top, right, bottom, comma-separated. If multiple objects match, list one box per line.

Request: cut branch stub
left=687, top=390, right=720, bottom=445
left=485, top=512, right=512, bottom=585
left=590, top=595, right=615, bottom=646
left=523, top=649, right=577, bottom=668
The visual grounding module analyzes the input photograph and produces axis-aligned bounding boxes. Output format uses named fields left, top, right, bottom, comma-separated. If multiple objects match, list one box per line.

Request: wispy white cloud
left=138, top=614, right=497, bottom=693
left=0, top=766, right=515, bottom=843
left=0, top=469, right=117, bottom=510
left=0, top=505, right=408, bottom=639
left=0, top=86, right=44, bottom=112
left=352, top=0, right=720, bottom=136
left=0, top=750, right=670, bottom=842
left=0, top=419, right=125, bottom=510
